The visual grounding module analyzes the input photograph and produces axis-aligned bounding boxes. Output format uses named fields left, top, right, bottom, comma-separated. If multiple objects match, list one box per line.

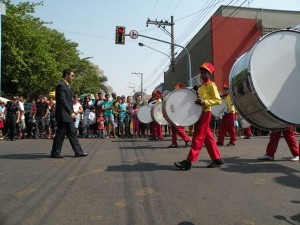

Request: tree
left=1, top=0, right=108, bottom=98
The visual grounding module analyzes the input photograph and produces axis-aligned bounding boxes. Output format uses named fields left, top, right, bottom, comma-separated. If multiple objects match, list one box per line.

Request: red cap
left=199, top=62, right=214, bottom=74
left=223, top=82, right=229, bottom=89
left=175, top=82, right=185, bottom=90
left=154, top=89, right=162, bottom=96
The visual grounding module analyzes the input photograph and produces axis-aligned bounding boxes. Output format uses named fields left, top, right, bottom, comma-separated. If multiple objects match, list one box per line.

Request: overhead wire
left=144, top=0, right=220, bottom=90
left=143, top=0, right=253, bottom=90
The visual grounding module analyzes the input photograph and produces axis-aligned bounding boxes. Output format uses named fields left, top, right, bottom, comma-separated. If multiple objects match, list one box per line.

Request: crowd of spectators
left=0, top=92, right=288, bottom=141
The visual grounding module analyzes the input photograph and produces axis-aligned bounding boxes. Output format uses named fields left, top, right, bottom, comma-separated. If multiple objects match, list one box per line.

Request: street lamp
left=138, top=42, right=171, bottom=61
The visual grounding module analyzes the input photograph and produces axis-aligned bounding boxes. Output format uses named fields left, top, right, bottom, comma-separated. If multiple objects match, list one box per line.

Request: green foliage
left=1, top=0, right=108, bottom=98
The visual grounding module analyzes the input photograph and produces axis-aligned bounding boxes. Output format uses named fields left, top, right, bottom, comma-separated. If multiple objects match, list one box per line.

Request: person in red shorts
left=174, top=62, right=224, bottom=170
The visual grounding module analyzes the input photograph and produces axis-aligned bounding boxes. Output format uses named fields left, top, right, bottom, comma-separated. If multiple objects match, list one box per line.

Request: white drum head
left=250, top=30, right=300, bottom=124
left=137, top=105, right=153, bottom=123
left=151, top=102, right=168, bottom=125
left=162, top=88, right=202, bottom=126
left=212, top=99, right=227, bottom=117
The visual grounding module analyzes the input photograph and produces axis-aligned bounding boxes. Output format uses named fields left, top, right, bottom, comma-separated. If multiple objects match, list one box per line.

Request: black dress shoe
left=75, top=152, right=88, bottom=157
left=185, top=141, right=191, bottom=148
left=50, top=155, right=64, bottom=158
left=167, top=144, right=178, bottom=148
left=207, top=158, right=224, bottom=168
left=174, top=160, right=191, bottom=170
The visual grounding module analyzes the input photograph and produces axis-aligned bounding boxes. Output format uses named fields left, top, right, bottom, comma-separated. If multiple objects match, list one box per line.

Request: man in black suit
left=51, top=69, right=88, bottom=158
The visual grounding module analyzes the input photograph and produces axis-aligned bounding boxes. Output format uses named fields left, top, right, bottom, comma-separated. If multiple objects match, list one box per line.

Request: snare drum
left=151, top=102, right=168, bottom=125
left=212, top=99, right=228, bottom=118
left=137, top=105, right=153, bottom=124
left=230, top=29, right=300, bottom=130
left=162, top=88, right=202, bottom=126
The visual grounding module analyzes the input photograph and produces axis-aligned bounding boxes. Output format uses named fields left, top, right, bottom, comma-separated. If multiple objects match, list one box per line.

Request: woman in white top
left=73, top=95, right=83, bottom=135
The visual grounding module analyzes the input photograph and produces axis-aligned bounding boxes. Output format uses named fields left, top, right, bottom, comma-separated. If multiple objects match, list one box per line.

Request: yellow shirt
left=197, top=81, right=221, bottom=112
left=225, top=94, right=236, bottom=113
left=112, top=100, right=119, bottom=115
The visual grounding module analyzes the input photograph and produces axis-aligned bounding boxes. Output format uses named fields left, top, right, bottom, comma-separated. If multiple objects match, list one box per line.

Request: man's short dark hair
left=63, top=69, right=73, bottom=78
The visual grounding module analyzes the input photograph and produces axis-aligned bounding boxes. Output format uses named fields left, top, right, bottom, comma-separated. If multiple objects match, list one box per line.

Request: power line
left=143, top=0, right=254, bottom=90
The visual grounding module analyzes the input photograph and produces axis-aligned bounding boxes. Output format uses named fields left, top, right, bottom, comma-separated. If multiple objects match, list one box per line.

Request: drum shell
left=229, top=29, right=300, bottom=130
left=162, top=88, right=202, bottom=127
left=151, top=102, right=168, bottom=125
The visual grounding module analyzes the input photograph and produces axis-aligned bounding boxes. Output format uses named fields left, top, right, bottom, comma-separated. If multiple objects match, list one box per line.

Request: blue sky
left=11, top=0, right=300, bottom=97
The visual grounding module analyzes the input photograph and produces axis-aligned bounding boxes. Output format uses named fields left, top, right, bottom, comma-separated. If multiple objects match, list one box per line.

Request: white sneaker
left=258, top=155, right=274, bottom=161
left=290, top=156, right=299, bottom=162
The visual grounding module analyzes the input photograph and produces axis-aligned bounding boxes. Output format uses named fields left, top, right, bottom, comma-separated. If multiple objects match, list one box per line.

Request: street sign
left=129, top=30, right=138, bottom=39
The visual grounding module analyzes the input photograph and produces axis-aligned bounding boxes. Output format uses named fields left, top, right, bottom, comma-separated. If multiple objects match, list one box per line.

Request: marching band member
left=258, top=126, right=299, bottom=162
left=174, top=62, right=224, bottom=170
left=243, top=126, right=252, bottom=139
left=149, top=90, right=163, bottom=141
left=167, top=82, right=191, bottom=148
left=216, top=82, right=237, bottom=146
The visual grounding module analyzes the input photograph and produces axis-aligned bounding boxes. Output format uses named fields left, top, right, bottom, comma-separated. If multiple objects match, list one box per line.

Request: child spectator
left=97, top=112, right=105, bottom=138
left=88, top=106, right=97, bottom=138
left=118, top=95, right=127, bottom=138
left=132, top=103, right=139, bottom=137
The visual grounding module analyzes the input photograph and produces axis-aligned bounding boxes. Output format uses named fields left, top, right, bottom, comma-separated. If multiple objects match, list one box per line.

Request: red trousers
left=187, top=111, right=221, bottom=162
left=266, top=126, right=299, bottom=157
left=244, top=127, right=252, bottom=136
left=217, top=113, right=236, bottom=144
left=171, top=126, right=190, bottom=145
left=151, top=122, right=163, bottom=139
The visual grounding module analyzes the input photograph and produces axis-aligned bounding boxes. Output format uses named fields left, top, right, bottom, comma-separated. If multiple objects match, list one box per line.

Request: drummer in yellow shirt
left=174, top=62, right=225, bottom=170
left=216, top=82, right=237, bottom=146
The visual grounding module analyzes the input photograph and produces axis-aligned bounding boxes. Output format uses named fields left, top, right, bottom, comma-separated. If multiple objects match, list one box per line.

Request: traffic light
left=115, top=26, right=125, bottom=44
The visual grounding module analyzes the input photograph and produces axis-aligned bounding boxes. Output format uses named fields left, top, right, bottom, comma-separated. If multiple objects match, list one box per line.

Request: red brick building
left=163, top=5, right=300, bottom=92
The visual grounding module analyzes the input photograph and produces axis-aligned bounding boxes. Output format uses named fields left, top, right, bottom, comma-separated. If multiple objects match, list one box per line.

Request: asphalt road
left=0, top=135, right=299, bottom=225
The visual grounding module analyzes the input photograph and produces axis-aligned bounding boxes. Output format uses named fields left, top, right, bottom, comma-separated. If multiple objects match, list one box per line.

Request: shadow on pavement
left=201, top=157, right=300, bottom=189
left=274, top=200, right=300, bottom=224
left=106, top=162, right=177, bottom=172
left=0, top=153, right=49, bottom=160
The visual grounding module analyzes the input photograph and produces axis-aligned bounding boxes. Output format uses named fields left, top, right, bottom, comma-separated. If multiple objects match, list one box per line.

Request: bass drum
left=212, top=99, right=228, bottom=118
left=137, top=105, right=153, bottom=124
left=237, top=114, right=251, bottom=129
left=151, top=102, right=168, bottom=125
left=162, top=88, right=202, bottom=126
left=229, top=29, right=300, bottom=130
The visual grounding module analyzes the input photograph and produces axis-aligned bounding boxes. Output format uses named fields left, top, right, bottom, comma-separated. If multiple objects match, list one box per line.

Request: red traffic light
left=117, top=27, right=124, bottom=35
left=115, top=26, right=125, bottom=45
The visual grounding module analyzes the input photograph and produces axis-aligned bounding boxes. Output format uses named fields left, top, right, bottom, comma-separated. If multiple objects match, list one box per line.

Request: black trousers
left=51, top=121, right=84, bottom=156
left=6, top=116, right=17, bottom=140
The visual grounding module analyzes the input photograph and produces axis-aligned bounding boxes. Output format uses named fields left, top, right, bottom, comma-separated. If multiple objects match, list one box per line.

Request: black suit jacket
left=55, top=79, right=74, bottom=122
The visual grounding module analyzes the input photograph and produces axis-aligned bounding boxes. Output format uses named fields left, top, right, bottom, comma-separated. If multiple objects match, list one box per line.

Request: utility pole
left=131, top=72, right=143, bottom=100
left=146, top=16, right=175, bottom=71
